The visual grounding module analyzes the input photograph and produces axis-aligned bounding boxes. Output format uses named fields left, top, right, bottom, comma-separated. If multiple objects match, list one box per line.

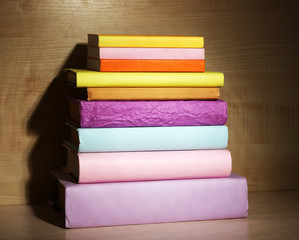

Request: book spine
left=88, top=34, right=204, bottom=48
left=72, top=70, right=224, bottom=87
left=70, top=98, right=227, bottom=128
left=72, top=149, right=232, bottom=183
left=87, top=58, right=205, bottom=72
left=85, top=87, right=220, bottom=100
left=51, top=169, right=248, bottom=228
left=66, top=124, right=228, bottom=152
left=88, top=46, right=205, bottom=59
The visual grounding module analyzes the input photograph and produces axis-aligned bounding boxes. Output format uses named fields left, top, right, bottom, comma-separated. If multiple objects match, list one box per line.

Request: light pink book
left=88, top=46, right=205, bottom=59
left=64, top=146, right=232, bottom=183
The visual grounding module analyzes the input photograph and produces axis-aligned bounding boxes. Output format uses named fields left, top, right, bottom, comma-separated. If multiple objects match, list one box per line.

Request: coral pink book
left=64, top=145, right=232, bottom=183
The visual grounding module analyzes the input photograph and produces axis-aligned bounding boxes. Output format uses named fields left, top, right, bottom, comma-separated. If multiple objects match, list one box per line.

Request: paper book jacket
left=87, top=46, right=205, bottom=59
left=67, top=69, right=224, bottom=88
left=65, top=124, right=228, bottom=153
left=67, top=98, right=228, bottom=128
left=87, top=58, right=205, bottom=72
left=51, top=169, right=248, bottom=228
left=68, top=87, right=220, bottom=101
left=88, top=34, right=204, bottom=48
left=64, top=146, right=232, bottom=183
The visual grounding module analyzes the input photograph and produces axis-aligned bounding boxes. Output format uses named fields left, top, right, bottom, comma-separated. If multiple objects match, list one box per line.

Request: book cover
left=66, top=69, right=224, bottom=88
left=88, top=34, right=204, bottom=48
left=87, top=58, right=205, bottom=72
left=67, top=98, right=227, bottom=128
left=64, top=123, right=228, bottom=152
left=68, top=86, right=220, bottom=100
left=87, top=46, right=205, bottom=59
left=51, top=169, right=248, bottom=228
left=64, top=146, right=232, bottom=183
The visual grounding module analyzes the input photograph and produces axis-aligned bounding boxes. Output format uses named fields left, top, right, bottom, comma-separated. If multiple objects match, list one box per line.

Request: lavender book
left=51, top=169, right=248, bottom=228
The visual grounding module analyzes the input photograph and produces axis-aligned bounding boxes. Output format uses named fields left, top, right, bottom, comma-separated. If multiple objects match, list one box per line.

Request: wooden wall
left=0, top=0, right=298, bottom=205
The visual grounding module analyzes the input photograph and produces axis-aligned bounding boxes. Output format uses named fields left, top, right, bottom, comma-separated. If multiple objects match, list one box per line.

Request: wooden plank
left=0, top=0, right=298, bottom=205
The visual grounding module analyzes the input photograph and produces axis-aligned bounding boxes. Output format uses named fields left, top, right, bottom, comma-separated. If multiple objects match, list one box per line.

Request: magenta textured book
left=67, top=98, right=227, bottom=128
left=51, top=169, right=248, bottom=228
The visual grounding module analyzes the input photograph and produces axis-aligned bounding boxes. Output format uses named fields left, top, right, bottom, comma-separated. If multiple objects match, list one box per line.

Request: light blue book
left=65, top=122, right=228, bottom=152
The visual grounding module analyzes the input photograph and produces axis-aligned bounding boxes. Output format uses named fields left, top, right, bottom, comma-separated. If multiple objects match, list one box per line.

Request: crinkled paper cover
left=71, top=99, right=227, bottom=128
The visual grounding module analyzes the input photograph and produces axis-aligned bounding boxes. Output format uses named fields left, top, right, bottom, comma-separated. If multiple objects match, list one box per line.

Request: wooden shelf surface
left=0, top=190, right=298, bottom=240
left=1, top=0, right=299, bottom=206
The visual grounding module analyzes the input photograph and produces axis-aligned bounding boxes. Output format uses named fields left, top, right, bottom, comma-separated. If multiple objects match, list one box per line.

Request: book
left=68, top=86, right=220, bottom=100
left=88, top=46, right=205, bottom=59
left=88, top=34, right=204, bottom=48
left=87, top=58, right=205, bottom=72
left=67, top=98, right=228, bottom=128
left=64, top=123, right=228, bottom=152
left=64, top=146, right=232, bottom=183
left=66, top=69, right=224, bottom=88
left=51, top=169, right=248, bottom=228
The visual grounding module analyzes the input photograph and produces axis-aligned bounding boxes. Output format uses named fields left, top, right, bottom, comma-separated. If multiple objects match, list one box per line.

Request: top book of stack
left=88, top=34, right=204, bottom=48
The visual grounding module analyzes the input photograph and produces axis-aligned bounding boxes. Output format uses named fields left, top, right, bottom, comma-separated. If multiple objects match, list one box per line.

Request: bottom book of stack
left=50, top=169, right=248, bottom=228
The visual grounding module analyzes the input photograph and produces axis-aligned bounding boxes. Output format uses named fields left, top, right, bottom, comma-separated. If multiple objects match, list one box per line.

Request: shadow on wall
left=26, top=44, right=87, bottom=206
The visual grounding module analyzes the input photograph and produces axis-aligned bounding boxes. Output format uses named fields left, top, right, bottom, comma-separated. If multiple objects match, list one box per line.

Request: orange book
left=87, top=58, right=205, bottom=72
left=67, top=87, right=220, bottom=100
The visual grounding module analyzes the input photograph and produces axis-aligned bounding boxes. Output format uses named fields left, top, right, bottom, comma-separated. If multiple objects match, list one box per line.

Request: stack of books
left=51, top=34, right=248, bottom=228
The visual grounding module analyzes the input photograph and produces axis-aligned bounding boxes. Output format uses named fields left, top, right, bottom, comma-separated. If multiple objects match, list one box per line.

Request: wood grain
left=0, top=0, right=298, bottom=205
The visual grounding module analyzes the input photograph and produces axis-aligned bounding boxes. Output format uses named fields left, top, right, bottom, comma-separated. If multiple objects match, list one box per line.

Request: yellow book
left=88, top=34, right=204, bottom=48
left=67, top=69, right=224, bottom=88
